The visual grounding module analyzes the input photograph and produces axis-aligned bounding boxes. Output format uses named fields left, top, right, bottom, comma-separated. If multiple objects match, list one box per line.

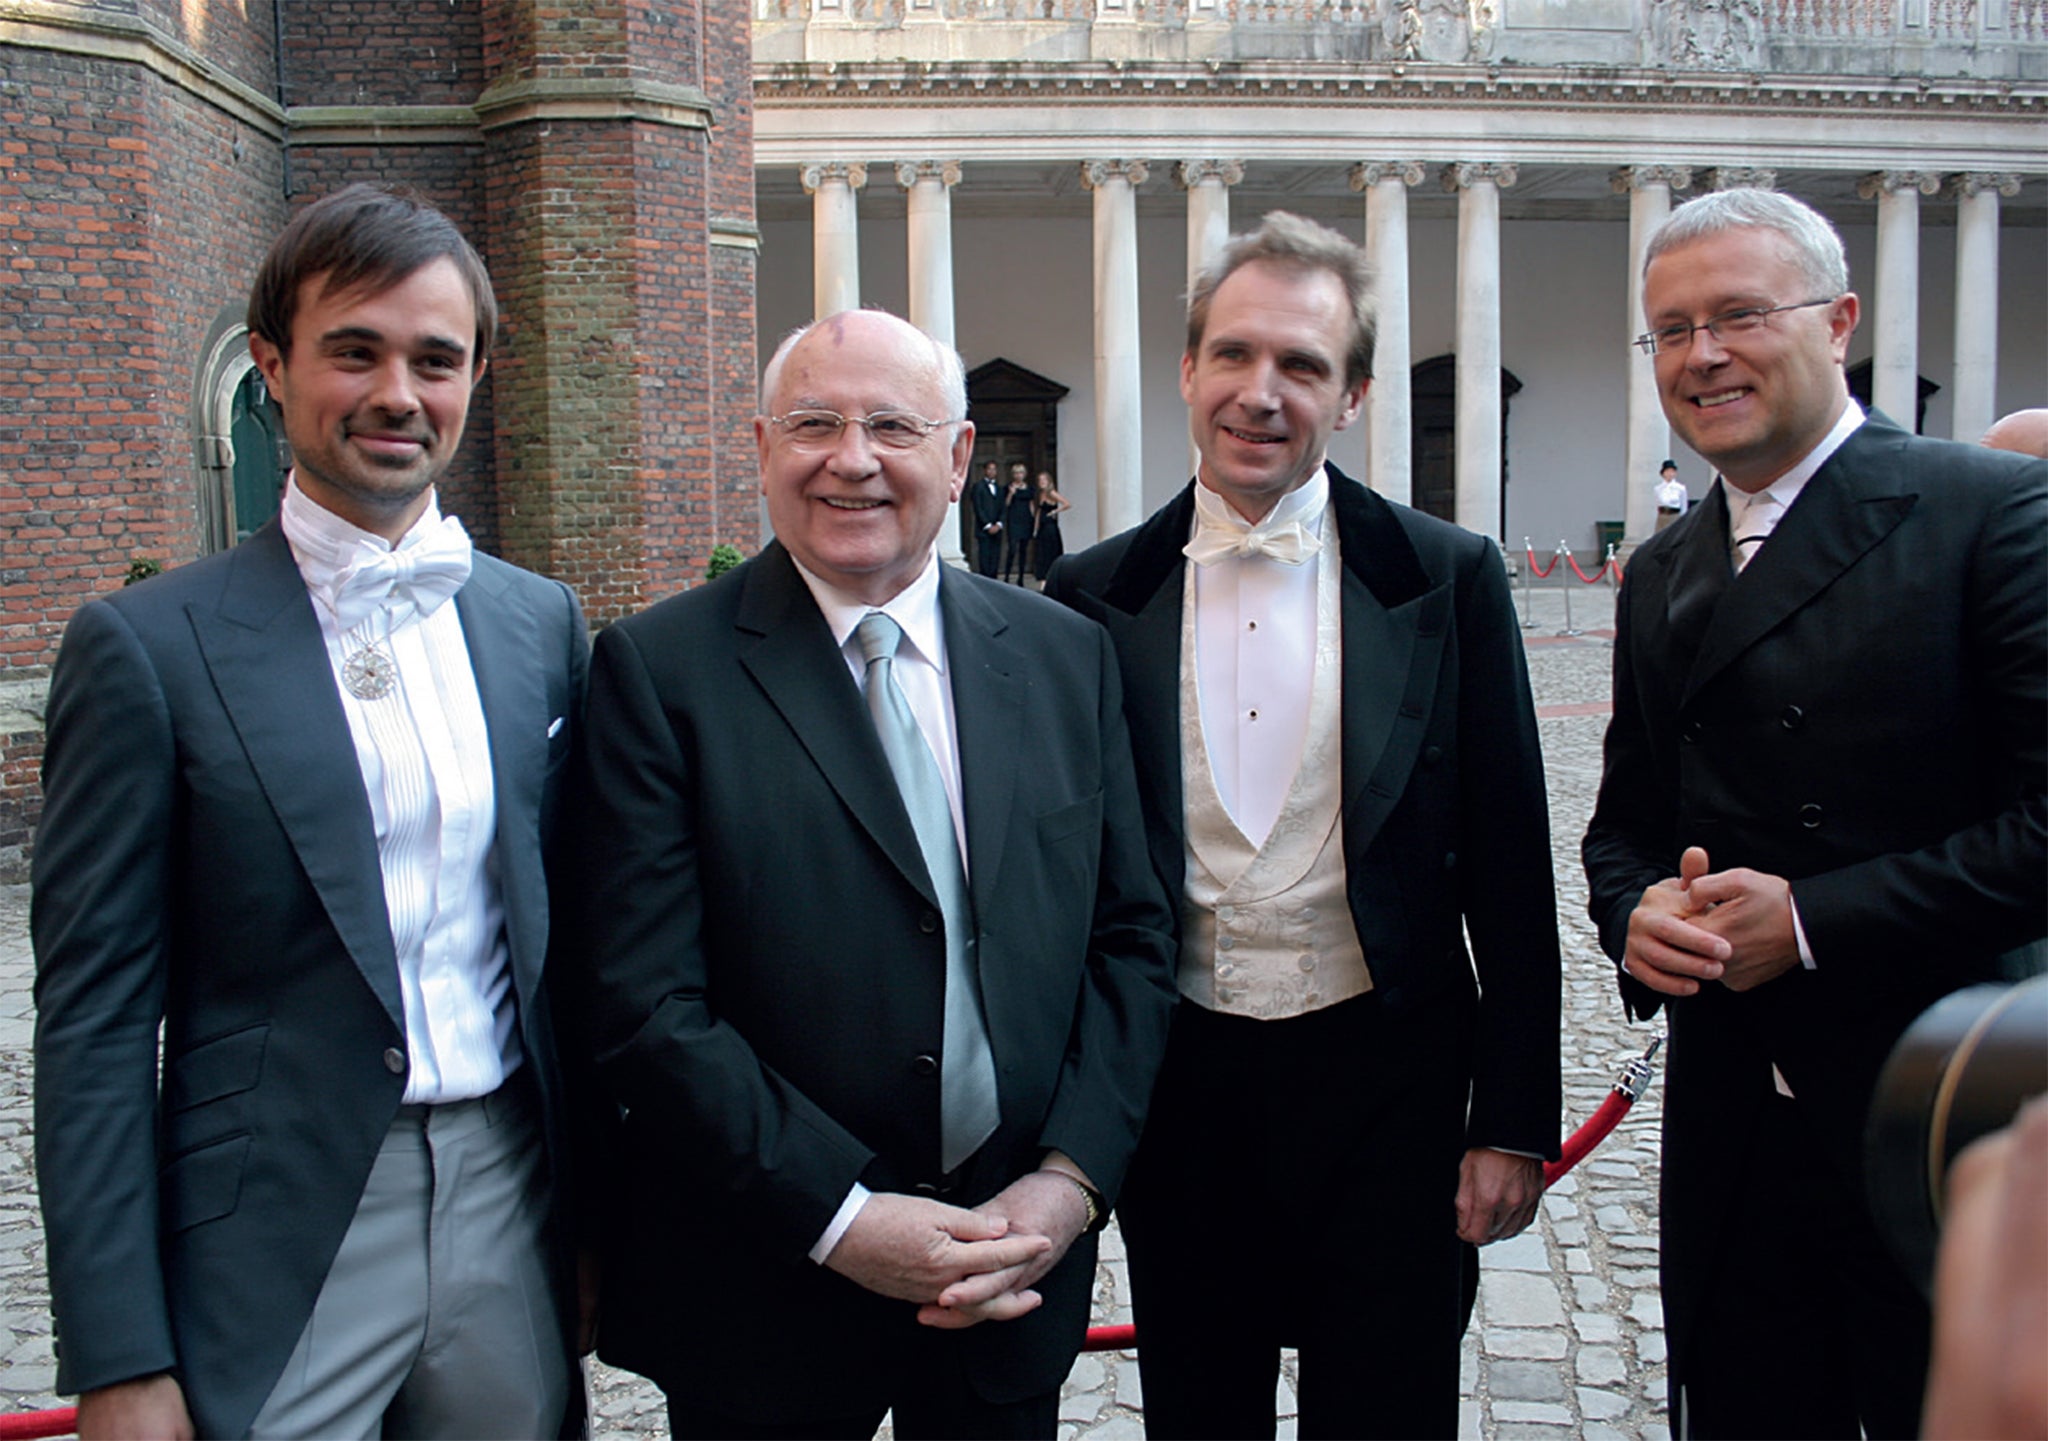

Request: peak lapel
left=192, top=523, right=403, bottom=1030
left=734, top=545, right=940, bottom=908
left=456, top=559, right=549, bottom=1012
left=1684, top=459, right=1916, bottom=706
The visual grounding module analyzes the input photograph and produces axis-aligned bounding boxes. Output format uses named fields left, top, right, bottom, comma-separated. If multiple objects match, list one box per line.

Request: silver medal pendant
left=342, top=643, right=397, bottom=700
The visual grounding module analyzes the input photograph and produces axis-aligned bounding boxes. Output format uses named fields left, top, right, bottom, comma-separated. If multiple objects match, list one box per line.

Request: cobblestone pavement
left=0, top=575, right=1672, bottom=1440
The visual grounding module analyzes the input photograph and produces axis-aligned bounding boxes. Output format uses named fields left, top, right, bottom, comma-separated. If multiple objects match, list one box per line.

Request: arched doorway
left=192, top=309, right=287, bottom=554
left=963, top=357, right=1068, bottom=555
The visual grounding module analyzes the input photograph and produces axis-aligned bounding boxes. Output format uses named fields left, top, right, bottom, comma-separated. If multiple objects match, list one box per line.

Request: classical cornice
left=0, top=0, right=284, bottom=135
left=752, top=59, right=2045, bottom=116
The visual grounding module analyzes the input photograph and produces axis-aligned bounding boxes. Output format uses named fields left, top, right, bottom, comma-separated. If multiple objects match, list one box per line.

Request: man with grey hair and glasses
left=1584, top=187, right=2046, bottom=1437
left=1049, top=211, right=1562, bottom=1438
left=560, top=307, right=1176, bottom=1438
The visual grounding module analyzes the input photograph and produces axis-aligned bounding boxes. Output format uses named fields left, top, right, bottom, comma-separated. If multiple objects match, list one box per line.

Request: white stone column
left=1352, top=161, right=1425, bottom=505
left=1613, top=165, right=1690, bottom=546
left=1858, top=170, right=1941, bottom=427
left=801, top=161, right=866, bottom=318
left=1443, top=162, right=1516, bottom=541
left=898, top=160, right=961, bottom=347
left=1178, top=159, right=1243, bottom=476
left=898, top=160, right=965, bottom=562
left=1946, top=172, right=2018, bottom=443
left=1083, top=159, right=1149, bottom=540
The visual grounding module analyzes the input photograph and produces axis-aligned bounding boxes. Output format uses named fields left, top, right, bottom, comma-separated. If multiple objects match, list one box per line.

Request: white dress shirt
left=1188, top=469, right=1330, bottom=849
left=281, top=479, right=518, bottom=1104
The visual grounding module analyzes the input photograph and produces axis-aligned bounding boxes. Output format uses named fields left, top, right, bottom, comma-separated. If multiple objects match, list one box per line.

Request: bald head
left=1982, top=409, right=2048, bottom=459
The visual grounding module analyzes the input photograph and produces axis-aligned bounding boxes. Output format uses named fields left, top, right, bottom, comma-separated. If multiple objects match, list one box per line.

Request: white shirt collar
left=790, top=546, right=948, bottom=675
left=1190, top=465, right=1331, bottom=539
left=281, top=475, right=449, bottom=603
left=1728, top=399, right=1865, bottom=516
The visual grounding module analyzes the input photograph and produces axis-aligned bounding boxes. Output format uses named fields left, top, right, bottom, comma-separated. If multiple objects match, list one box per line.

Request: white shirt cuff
left=1790, top=891, right=1816, bottom=969
left=808, top=1182, right=872, bottom=1264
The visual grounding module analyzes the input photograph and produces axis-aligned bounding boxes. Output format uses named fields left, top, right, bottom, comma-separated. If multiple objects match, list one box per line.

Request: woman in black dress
left=1001, top=465, right=1036, bottom=583
left=1031, top=470, right=1071, bottom=582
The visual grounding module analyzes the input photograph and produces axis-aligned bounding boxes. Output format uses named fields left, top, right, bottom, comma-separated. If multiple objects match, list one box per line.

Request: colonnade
left=796, top=158, right=2023, bottom=547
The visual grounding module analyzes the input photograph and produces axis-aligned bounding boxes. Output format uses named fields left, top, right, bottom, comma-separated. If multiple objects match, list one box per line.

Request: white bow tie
left=329, top=515, right=473, bottom=632
left=1183, top=515, right=1323, bottom=567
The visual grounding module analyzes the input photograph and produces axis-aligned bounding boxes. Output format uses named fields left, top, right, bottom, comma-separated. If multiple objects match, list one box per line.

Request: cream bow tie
left=1183, top=516, right=1323, bottom=567
left=330, top=516, right=474, bottom=632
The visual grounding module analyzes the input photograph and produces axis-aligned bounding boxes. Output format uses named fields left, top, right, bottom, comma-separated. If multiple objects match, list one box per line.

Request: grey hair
left=1645, top=188, right=1849, bottom=298
left=758, top=308, right=969, bottom=420
left=1186, top=211, right=1378, bottom=388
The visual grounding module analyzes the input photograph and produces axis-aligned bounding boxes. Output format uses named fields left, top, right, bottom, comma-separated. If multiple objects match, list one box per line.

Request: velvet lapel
left=1094, top=484, right=1198, bottom=841
left=1328, top=469, right=1448, bottom=852
left=190, top=521, right=403, bottom=1031
left=939, top=569, right=1025, bottom=915
left=456, top=557, right=550, bottom=1016
left=1683, top=419, right=1918, bottom=707
left=734, top=543, right=939, bottom=908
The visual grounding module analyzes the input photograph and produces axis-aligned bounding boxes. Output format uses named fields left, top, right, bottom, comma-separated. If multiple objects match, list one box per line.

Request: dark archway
left=964, top=358, right=1069, bottom=553
left=1410, top=355, right=1522, bottom=533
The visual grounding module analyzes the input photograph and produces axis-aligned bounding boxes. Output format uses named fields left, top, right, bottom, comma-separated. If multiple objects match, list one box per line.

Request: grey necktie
left=854, top=612, right=999, bottom=1172
left=1727, top=485, right=1778, bottom=574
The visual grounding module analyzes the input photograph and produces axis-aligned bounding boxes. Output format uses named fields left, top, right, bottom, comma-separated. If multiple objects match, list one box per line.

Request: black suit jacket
left=561, top=543, right=1176, bottom=1422
left=1581, top=412, right=2048, bottom=1372
left=1044, top=466, right=1561, bottom=1159
left=31, top=521, right=589, bottom=1440
left=971, top=476, right=1005, bottom=530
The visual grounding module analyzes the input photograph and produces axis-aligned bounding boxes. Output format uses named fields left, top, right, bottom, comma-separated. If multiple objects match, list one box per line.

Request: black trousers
left=1119, top=993, right=1472, bottom=1440
left=665, top=1318, right=1059, bottom=1440
left=1674, top=1093, right=1930, bottom=1440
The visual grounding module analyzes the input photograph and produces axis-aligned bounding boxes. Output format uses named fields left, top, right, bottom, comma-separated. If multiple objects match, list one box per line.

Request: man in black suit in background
left=1583, top=187, right=2046, bottom=1438
left=562, top=307, right=1176, bottom=1438
left=32, top=184, right=588, bottom=1440
left=1046, top=211, right=1561, bottom=1439
left=971, top=458, right=1006, bottom=575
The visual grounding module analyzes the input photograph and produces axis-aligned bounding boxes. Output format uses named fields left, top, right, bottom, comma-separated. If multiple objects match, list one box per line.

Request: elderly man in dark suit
left=1583, top=187, right=2047, bottom=1438
left=1045, top=211, right=1561, bottom=1439
left=32, top=185, right=589, bottom=1440
left=562, top=307, right=1177, bottom=1439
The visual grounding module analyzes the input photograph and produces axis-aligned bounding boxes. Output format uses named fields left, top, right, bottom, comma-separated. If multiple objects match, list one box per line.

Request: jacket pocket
left=1035, top=791, right=1103, bottom=847
left=164, top=1022, right=269, bottom=1113
left=159, top=1133, right=250, bottom=1233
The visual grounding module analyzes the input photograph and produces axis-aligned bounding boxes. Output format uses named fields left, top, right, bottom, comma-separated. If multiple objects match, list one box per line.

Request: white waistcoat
left=1178, top=530, right=1373, bottom=1019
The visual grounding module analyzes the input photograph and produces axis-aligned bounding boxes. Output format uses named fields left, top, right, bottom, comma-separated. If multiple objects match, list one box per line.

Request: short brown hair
left=246, top=183, right=497, bottom=368
left=1186, top=211, right=1377, bottom=389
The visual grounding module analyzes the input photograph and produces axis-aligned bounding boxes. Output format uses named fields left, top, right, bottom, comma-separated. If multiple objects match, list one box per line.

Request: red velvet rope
left=1565, top=551, right=1609, bottom=584
left=0, top=1409, right=74, bottom=1439
left=1525, top=546, right=1559, bottom=578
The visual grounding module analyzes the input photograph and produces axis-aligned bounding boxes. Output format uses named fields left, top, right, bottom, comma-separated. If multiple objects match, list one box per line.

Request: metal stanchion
left=1556, top=539, right=1583, bottom=637
left=1519, top=536, right=1537, bottom=629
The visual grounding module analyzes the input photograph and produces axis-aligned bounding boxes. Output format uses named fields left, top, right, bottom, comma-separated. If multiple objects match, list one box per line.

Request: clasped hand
left=825, top=1172, right=1089, bottom=1330
left=1622, top=846, right=1799, bottom=996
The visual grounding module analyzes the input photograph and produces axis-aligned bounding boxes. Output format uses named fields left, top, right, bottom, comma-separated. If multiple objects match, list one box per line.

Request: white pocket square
left=547, top=717, right=565, bottom=739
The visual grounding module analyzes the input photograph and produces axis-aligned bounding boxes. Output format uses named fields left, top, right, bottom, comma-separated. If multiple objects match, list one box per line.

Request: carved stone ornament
left=1648, top=0, right=1764, bottom=71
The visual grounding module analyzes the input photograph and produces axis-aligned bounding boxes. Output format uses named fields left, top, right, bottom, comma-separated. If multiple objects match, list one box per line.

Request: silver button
left=1298, top=954, right=1317, bottom=972
left=1217, top=962, right=1235, bottom=978
left=1217, top=905, right=1236, bottom=923
left=1218, top=936, right=1236, bottom=953
left=383, top=1047, right=406, bottom=1074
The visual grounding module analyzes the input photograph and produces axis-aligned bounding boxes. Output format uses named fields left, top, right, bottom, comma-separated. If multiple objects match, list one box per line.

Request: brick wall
left=0, top=0, right=758, bottom=874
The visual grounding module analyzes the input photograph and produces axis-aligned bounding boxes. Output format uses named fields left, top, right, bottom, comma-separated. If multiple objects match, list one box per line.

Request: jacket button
left=1423, top=744, right=1444, bottom=765
left=1682, top=720, right=1704, bottom=743
left=918, top=911, right=939, bottom=935
left=1799, top=803, right=1824, bottom=829
left=1781, top=706, right=1805, bottom=731
left=1444, top=851, right=1457, bottom=870
left=912, top=1054, right=939, bottom=1077
left=383, top=1047, right=406, bottom=1074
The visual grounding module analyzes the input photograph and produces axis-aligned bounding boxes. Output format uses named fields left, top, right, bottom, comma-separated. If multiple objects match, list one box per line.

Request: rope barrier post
left=1605, top=542, right=1620, bottom=591
left=1518, top=536, right=1537, bottom=629
left=1556, top=540, right=1583, bottom=637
